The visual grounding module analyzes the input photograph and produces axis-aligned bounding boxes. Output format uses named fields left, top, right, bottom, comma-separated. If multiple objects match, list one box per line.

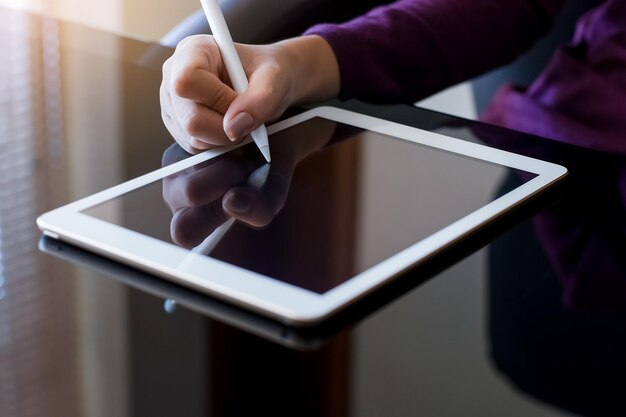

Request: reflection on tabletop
left=472, top=121, right=626, bottom=311
left=467, top=100, right=626, bottom=416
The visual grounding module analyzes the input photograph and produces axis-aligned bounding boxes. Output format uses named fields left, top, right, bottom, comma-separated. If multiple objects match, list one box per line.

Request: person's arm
left=305, top=0, right=565, bottom=103
left=161, top=0, right=565, bottom=152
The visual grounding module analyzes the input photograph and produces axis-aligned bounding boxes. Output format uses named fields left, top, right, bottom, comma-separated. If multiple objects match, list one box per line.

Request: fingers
left=161, top=36, right=293, bottom=150
left=169, top=93, right=231, bottom=146
left=164, top=154, right=248, bottom=248
left=163, top=158, right=248, bottom=213
left=162, top=143, right=192, bottom=167
left=170, top=64, right=236, bottom=116
left=170, top=200, right=230, bottom=248
left=161, top=36, right=239, bottom=149
left=222, top=167, right=292, bottom=228
left=223, top=61, right=289, bottom=141
left=160, top=78, right=203, bottom=154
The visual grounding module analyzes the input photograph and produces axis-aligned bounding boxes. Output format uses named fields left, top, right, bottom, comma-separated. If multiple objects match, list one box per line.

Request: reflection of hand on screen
left=162, top=153, right=247, bottom=248
left=161, top=117, right=337, bottom=248
left=186, top=164, right=270, bottom=255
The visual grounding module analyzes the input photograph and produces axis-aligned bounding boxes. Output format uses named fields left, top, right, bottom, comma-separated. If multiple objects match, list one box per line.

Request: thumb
left=222, top=67, right=286, bottom=142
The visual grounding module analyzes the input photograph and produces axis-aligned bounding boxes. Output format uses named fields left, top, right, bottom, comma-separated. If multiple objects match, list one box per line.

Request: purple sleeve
left=532, top=166, right=626, bottom=311
left=305, top=0, right=564, bottom=102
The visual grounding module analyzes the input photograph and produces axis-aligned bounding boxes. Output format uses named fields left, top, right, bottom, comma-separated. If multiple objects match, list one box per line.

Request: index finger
left=170, top=38, right=237, bottom=115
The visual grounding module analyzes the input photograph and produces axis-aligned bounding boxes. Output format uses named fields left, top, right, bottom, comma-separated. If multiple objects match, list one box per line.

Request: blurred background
left=0, top=0, right=199, bottom=41
left=0, top=0, right=478, bottom=120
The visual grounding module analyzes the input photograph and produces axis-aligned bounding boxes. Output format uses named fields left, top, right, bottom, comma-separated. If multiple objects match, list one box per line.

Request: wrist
left=276, top=35, right=340, bottom=106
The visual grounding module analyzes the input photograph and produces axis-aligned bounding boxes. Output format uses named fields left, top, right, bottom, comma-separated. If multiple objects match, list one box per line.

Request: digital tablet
left=37, top=106, right=567, bottom=325
left=38, top=236, right=327, bottom=350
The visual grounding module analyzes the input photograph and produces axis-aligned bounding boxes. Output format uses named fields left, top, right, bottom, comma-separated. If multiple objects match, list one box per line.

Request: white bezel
left=37, top=106, right=567, bottom=325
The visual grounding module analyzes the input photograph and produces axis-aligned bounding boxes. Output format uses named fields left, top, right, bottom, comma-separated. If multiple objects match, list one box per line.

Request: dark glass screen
left=83, top=117, right=532, bottom=293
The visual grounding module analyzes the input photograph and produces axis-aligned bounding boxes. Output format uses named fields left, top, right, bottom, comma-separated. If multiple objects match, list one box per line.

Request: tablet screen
left=82, top=117, right=535, bottom=293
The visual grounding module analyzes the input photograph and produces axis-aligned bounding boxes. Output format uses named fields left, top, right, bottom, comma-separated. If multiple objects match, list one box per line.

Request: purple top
left=482, top=0, right=626, bottom=154
left=307, top=0, right=626, bottom=309
left=306, top=0, right=564, bottom=102
left=306, top=0, right=626, bottom=154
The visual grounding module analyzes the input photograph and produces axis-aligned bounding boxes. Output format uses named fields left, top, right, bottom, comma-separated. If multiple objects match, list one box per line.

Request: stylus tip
left=259, top=146, right=271, bottom=163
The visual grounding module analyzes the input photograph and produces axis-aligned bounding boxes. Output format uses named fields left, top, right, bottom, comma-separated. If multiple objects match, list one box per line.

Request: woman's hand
left=160, top=35, right=340, bottom=154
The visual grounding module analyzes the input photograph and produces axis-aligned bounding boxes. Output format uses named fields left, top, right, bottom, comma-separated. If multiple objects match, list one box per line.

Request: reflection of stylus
left=199, top=0, right=271, bottom=163
left=183, top=163, right=270, bottom=262
left=191, top=217, right=236, bottom=255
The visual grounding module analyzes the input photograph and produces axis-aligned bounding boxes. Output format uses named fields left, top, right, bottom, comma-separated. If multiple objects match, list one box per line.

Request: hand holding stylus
left=160, top=32, right=340, bottom=155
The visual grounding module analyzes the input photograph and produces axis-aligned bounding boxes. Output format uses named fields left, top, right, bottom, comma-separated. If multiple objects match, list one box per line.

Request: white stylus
left=199, top=0, right=271, bottom=163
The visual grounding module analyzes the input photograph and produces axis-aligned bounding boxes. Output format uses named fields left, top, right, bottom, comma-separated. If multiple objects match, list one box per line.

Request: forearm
left=305, top=0, right=565, bottom=103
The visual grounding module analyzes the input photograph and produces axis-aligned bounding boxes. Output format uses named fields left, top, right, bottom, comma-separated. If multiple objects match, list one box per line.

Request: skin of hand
left=162, top=118, right=337, bottom=248
left=160, top=34, right=340, bottom=154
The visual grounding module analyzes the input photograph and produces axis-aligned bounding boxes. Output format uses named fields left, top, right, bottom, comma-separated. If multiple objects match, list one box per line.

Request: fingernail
left=224, top=112, right=254, bottom=141
left=224, top=192, right=252, bottom=214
